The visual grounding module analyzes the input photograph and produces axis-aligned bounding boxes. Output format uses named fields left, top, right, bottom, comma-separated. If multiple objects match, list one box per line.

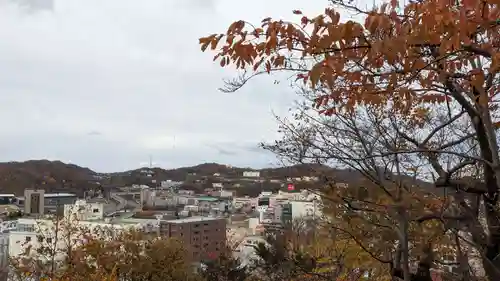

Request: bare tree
left=261, top=87, right=487, bottom=281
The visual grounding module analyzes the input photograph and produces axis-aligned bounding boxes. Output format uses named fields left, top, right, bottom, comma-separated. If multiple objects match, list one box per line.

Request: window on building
left=92, top=209, right=99, bottom=213
left=18, top=223, right=35, bottom=232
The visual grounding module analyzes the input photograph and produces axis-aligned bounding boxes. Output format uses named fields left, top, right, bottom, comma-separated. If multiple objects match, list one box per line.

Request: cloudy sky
left=0, top=0, right=357, bottom=172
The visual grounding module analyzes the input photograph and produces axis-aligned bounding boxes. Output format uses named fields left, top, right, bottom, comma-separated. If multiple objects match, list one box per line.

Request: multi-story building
left=159, top=216, right=226, bottom=262
left=43, top=193, right=78, bottom=207
left=21, top=190, right=78, bottom=215
left=24, top=189, right=45, bottom=215
left=8, top=207, right=138, bottom=260
left=289, top=200, right=322, bottom=219
left=63, top=199, right=104, bottom=221
left=140, top=189, right=156, bottom=208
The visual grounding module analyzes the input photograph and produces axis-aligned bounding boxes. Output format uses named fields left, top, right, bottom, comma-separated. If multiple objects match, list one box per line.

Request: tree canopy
left=200, top=0, right=499, bottom=115
left=200, top=0, right=500, bottom=280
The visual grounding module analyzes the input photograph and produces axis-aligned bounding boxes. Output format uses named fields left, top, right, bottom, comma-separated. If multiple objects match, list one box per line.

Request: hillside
left=0, top=160, right=427, bottom=197
left=0, top=160, right=98, bottom=196
left=0, top=160, right=351, bottom=195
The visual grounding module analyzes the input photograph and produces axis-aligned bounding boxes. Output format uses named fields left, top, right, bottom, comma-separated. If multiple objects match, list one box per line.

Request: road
left=109, top=192, right=141, bottom=211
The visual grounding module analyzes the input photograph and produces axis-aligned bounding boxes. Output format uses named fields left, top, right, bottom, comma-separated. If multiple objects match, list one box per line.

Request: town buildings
left=0, top=197, right=229, bottom=278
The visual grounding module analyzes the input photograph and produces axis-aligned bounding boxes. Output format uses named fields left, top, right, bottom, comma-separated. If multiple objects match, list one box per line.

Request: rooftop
left=197, top=196, right=219, bottom=202
left=44, top=193, right=77, bottom=198
left=166, top=216, right=223, bottom=223
left=0, top=194, right=15, bottom=197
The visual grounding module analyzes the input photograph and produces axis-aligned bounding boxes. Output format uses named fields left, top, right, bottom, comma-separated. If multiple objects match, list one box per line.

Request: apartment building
left=159, top=216, right=226, bottom=262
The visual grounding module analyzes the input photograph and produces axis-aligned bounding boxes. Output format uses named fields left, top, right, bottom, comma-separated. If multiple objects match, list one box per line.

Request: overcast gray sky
left=0, top=0, right=335, bottom=172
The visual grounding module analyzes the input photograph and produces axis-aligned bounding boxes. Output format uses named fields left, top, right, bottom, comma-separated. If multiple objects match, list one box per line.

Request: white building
left=8, top=201, right=146, bottom=260
left=234, top=235, right=268, bottom=267
left=140, top=189, right=156, bottom=207
left=8, top=218, right=132, bottom=261
left=290, top=200, right=322, bottom=219
left=243, top=171, right=260, bottom=178
left=259, top=191, right=272, bottom=198
left=212, top=183, right=223, bottom=188
left=275, top=190, right=321, bottom=202
left=64, top=199, right=104, bottom=221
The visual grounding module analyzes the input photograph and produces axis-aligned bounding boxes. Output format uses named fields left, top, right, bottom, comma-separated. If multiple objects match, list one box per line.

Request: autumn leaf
left=198, top=0, right=499, bottom=118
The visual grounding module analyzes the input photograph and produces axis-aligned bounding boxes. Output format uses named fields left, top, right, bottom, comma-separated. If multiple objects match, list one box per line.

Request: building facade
left=44, top=193, right=78, bottom=207
left=24, top=189, right=45, bottom=215
left=159, top=217, right=226, bottom=262
left=290, top=200, right=322, bottom=219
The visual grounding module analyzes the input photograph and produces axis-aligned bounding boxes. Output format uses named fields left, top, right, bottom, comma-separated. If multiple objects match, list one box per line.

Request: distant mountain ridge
left=0, top=160, right=355, bottom=195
